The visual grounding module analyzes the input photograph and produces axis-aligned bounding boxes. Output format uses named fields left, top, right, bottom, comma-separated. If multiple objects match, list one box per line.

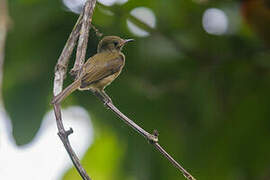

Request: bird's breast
left=90, top=70, right=122, bottom=91
left=79, top=51, right=125, bottom=91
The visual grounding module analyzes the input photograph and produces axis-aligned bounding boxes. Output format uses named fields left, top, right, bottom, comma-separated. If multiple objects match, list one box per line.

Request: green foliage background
left=3, top=0, right=270, bottom=179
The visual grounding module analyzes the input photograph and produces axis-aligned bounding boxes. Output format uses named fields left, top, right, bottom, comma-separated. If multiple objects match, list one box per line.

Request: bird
left=51, top=36, right=134, bottom=104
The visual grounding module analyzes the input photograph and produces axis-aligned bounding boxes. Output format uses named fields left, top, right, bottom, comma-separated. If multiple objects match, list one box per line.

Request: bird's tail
left=51, top=80, right=81, bottom=104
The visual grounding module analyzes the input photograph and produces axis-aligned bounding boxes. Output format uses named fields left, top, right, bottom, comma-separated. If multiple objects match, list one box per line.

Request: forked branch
left=52, top=0, right=196, bottom=179
left=52, top=0, right=97, bottom=179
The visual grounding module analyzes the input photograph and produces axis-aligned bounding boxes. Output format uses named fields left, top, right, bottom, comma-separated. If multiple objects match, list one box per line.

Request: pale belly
left=79, top=71, right=121, bottom=91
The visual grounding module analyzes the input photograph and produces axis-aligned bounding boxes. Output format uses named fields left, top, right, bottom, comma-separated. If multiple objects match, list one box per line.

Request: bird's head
left=97, top=36, right=134, bottom=53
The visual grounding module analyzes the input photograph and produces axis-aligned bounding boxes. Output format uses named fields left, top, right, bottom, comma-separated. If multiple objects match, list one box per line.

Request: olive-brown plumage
left=52, top=36, right=133, bottom=104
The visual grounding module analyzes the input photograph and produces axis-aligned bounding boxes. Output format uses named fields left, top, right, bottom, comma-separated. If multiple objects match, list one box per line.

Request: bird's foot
left=103, top=97, right=113, bottom=106
left=147, top=130, right=159, bottom=144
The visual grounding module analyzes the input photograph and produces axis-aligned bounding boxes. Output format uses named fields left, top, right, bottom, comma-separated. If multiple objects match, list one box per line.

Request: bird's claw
left=103, top=98, right=113, bottom=106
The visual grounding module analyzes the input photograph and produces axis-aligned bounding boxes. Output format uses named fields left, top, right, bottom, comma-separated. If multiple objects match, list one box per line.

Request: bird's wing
left=80, top=53, right=124, bottom=88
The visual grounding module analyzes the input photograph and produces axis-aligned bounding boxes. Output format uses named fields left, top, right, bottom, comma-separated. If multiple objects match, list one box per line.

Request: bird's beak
left=124, top=39, right=134, bottom=43
left=120, top=39, right=134, bottom=47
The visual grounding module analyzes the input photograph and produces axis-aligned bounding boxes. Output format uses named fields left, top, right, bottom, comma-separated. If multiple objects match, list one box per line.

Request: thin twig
left=153, top=143, right=196, bottom=180
left=70, top=0, right=97, bottom=78
left=95, top=94, right=196, bottom=180
left=52, top=2, right=96, bottom=179
left=91, top=24, right=103, bottom=37
left=53, top=104, right=90, bottom=180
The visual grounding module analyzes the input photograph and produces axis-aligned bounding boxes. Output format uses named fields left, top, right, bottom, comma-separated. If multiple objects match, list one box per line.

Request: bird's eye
left=113, top=41, right=119, bottom=47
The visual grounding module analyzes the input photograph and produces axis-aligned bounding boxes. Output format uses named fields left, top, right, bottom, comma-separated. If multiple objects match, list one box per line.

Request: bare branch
left=70, top=0, right=97, bottom=78
left=53, top=104, right=90, bottom=180
left=52, top=1, right=195, bottom=179
left=153, top=143, right=196, bottom=180
left=52, top=1, right=97, bottom=179
left=95, top=93, right=197, bottom=180
left=53, top=13, right=83, bottom=95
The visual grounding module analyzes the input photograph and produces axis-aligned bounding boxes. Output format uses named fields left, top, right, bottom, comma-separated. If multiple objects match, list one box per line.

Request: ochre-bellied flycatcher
left=52, top=36, right=133, bottom=104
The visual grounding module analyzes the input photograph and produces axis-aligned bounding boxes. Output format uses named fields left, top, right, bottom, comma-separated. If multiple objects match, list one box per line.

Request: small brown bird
left=52, top=36, right=133, bottom=104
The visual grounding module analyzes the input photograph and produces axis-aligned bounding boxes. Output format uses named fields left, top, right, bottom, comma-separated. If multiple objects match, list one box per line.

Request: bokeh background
left=1, top=0, right=270, bottom=179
